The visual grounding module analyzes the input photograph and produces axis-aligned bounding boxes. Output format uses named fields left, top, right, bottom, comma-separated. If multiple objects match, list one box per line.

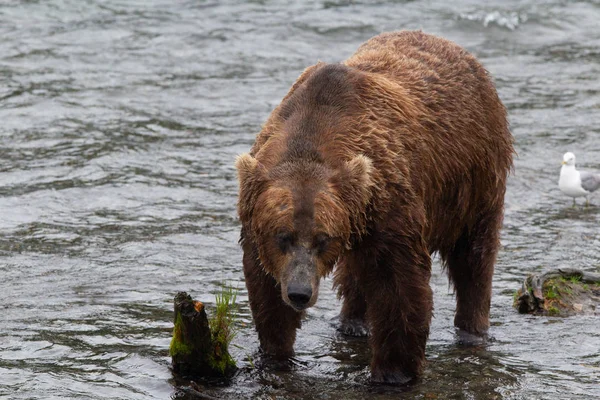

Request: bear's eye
left=275, top=231, right=294, bottom=253
left=313, top=233, right=331, bottom=254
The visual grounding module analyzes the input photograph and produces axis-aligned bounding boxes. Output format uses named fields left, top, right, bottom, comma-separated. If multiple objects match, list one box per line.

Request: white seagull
left=558, top=152, right=600, bottom=206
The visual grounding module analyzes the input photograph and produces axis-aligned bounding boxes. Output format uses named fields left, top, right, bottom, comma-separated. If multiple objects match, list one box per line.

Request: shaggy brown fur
left=236, top=30, right=513, bottom=384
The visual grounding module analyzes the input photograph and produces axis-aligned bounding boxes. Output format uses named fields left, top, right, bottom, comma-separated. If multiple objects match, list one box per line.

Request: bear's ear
left=331, top=154, right=374, bottom=213
left=235, top=153, right=266, bottom=224
left=235, top=153, right=259, bottom=188
left=328, top=154, right=374, bottom=240
left=345, top=154, right=373, bottom=194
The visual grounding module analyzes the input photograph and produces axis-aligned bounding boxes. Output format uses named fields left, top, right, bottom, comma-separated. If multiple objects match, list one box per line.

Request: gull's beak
left=561, top=161, right=566, bottom=165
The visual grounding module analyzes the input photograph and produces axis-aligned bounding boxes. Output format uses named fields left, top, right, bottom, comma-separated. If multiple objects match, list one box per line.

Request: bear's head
left=236, top=153, right=374, bottom=311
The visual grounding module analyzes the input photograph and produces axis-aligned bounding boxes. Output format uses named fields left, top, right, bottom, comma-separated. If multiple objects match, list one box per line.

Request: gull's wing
left=580, top=170, right=600, bottom=193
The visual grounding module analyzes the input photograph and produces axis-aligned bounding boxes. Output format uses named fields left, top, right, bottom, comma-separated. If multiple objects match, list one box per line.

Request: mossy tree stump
left=515, top=268, right=600, bottom=316
left=170, top=291, right=237, bottom=378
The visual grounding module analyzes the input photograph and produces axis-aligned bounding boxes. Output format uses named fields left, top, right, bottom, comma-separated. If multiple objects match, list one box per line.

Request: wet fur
left=236, top=31, right=513, bottom=382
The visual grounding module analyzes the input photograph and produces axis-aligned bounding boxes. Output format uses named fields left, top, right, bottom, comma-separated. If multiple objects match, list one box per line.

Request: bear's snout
left=281, top=246, right=320, bottom=311
left=287, top=282, right=312, bottom=309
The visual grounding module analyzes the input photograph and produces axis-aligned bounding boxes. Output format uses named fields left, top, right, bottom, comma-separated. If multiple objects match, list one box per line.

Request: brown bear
left=235, top=30, right=513, bottom=384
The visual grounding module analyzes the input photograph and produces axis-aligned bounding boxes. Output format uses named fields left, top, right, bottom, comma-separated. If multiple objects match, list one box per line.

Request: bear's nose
left=287, top=283, right=312, bottom=308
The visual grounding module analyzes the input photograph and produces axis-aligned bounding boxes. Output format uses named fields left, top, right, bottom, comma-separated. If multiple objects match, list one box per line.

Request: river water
left=1, top=0, right=599, bottom=399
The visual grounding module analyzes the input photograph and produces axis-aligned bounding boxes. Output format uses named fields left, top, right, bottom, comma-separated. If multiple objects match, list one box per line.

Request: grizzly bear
left=236, top=31, right=513, bottom=384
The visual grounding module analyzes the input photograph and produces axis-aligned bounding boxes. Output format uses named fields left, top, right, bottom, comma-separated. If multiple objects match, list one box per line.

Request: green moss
left=208, top=351, right=236, bottom=375
left=547, top=306, right=560, bottom=316
left=170, top=313, right=192, bottom=357
left=562, top=286, right=573, bottom=295
left=544, top=281, right=559, bottom=299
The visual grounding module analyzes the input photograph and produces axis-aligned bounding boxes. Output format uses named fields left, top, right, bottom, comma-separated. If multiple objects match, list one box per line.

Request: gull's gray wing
left=580, top=170, right=600, bottom=193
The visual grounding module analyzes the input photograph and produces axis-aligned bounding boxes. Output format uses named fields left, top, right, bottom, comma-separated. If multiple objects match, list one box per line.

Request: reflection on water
left=1, top=0, right=599, bottom=399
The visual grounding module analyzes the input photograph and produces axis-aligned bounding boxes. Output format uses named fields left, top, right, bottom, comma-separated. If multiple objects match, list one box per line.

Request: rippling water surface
left=1, top=1, right=599, bottom=399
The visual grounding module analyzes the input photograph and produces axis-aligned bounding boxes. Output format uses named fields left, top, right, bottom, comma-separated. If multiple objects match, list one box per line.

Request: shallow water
left=1, top=0, right=599, bottom=399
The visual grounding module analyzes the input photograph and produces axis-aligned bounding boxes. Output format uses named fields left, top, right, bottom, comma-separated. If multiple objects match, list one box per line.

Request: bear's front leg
left=334, top=255, right=369, bottom=337
left=363, top=241, right=433, bottom=384
left=242, top=239, right=302, bottom=357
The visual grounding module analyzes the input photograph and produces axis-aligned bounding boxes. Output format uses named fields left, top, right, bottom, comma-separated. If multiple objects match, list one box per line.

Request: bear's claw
left=370, top=367, right=414, bottom=385
left=338, top=318, right=369, bottom=337
left=455, top=327, right=488, bottom=346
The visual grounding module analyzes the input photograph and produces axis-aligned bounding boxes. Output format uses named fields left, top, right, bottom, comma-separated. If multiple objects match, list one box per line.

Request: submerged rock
left=515, top=268, right=600, bottom=316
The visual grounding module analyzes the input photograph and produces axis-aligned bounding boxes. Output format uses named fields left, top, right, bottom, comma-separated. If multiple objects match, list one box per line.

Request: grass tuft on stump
left=208, top=286, right=237, bottom=375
